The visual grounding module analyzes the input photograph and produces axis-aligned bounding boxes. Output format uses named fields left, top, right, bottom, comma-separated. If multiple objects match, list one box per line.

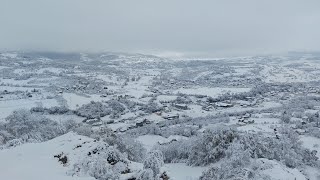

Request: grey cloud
left=0, top=0, right=320, bottom=57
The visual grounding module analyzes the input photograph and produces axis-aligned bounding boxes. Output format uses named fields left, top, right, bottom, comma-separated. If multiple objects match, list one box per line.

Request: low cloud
left=0, top=0, right=319, bottom=57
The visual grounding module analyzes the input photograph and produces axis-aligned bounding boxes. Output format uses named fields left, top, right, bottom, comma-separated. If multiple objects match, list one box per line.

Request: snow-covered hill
left=1, top=51, right=320, bottom=180
left=0, top=132, right=95, bottom=180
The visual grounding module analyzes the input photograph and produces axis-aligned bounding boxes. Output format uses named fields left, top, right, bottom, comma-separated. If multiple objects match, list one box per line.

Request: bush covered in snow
left=47, top=106, right=70, bottom=114
left=188, top=126, right=238, bottom=166
left=246, top=128, right=319, bottom=168
left=118, top=99, right=142, bottom=111
left=0, top=109, right=64, bottom=144
left=200, top=166, right=254, bottom=180
left=143, top=150, right=164, bottom=178
left=126, top=123, right=162, bottom=137
left=154, top=126, right=238, bottom=165
left=155, top=138, right=195, bottom=163
left=139, top=101, right=162, bottom=114
left=103, top=135, right=147, bottom=163
left=199, top=127, right=319, bottom=179
left=106, top=100, right=126, bottom=114
left=160, top=125, right=199, bottom=138
left=30, top=106, right=70, bottom=115
left=72, top=124, right=147, bottom=163
left=157, top=125, right=319, bottom=171
left=307, top=126, right=320, bottom=138
left=72, top=124, right=95, bottom=137
left=75, top=101, right=111, bottom=119
left=127, top=122, right=199, bottom=139
left=70, top=143, right=130, bottom=180
left=280, top=110, right=291, bottom=123
left=136, top=168, right=154, bottom=180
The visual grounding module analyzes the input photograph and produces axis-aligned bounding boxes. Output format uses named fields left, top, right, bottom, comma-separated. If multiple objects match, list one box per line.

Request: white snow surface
left=257, top=159, right=307, bottom=180
left=62, top=93, right=102, bottom=110
left=136, top=135, right=166, bottom=151
left=0, top=132, right=95, bottom=180
left=163, top=163, right=207, bottom=180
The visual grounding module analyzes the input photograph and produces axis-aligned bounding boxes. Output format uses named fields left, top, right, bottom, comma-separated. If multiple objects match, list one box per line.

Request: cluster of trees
left=199, top=128, right=318, bottom=179
left=155, top=125, right=319, bottom=179
left=137, top=150, right=165, bottom=179
left=126, top=124, right=162, bottom=137
left=117, top=98, right=142, bottom=112
left=106, top=100, right=126, bottom=114
left=139, top=101, right=162, bottom=114
left=279, top=96, right=320, bottom=137
left=207, top=83, right=302, bottom=103
left=70, top=142, right=130, bottom=180
left=100, top=133, right=147, bottom=163
left=284, top=96, right=318, bottom=113
left=0, top=109, right=154, bottom=179
left=155, top=126, right=237, bottom=165
left=0, top=109, right=68, bottom=147
left=174, top=95, right=192, bottom=104
left=0, top=108, right=149, bottom=163
left=75, top=101, right=111, bottom=119
left=188, top=126, right=238, bottom=166
left=30, top=106, right=70, bottom=115
left=75, top=99, right=146, bottom=120
left=2, top=95, right=319, bottom=180
left=126, top=122, right=200, bottom=139
left=69, top=125, right=165, bottom=180
left=59, top=121, right=147, bottom=164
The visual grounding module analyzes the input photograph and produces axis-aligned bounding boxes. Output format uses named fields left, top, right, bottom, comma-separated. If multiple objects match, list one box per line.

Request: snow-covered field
left=1, top=52, right=320, bottom=180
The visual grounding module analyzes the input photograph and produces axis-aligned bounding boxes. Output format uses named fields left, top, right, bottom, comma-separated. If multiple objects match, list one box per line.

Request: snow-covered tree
left=71, top=143, right=130, bottom=180
left=107, top=100, right=125, bottom=113
left=143, top=150, right=164, bottom=178
left=155, top=138, right=195, bottom=163
left=188, top=125, right=238, bottom=166
left=103, top=134, right=147, bottom=163
left=4, top=109, right=64, bottom=143
left=280, top=110, right=291, bottom=123
left=75, top=101, right=111, bottom=119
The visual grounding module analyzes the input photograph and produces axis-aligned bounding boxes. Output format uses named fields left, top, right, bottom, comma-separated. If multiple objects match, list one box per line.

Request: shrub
left=199, top=166, right=254, bottom=180
left=47, top=106, right=69, bottom=114
left=101, top=133, right=146, bottom=163
left=4, top=109, right=64, bottom=143
left=199, top=127, right=319, bottom=179
left=143, top=150, right=164, bottom=178
left=155, top=138, right=195, bottom=163
left=107, top=100, right=125, bottom=113
left=71, top=143, right=130, bottom=180
left=237, top=128, right=319, bottom=168
left=140, top=102, right=162, bottom=114
left=187, top=126, right=238, bottom=166
left=75, top=101, right=111, bottom=119
left=137, top=169, right=154, bottom=180
left=280, top=110, right=291, bottom=123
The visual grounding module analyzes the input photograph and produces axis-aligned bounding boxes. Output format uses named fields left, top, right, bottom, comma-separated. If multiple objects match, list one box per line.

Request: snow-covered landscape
left=0, top=51, right=320, bottom=179
left=1, top=0, right=320, bottom=179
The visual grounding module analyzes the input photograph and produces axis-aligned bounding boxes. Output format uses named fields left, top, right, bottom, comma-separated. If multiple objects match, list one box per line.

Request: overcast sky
left=0, top=0, right=320, bottom=58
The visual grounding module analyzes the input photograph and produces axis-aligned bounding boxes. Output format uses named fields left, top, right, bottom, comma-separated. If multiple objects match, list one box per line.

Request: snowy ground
left=0, top=133, right=95, bottom=180
left=1, top=52, right=320, bottom=180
